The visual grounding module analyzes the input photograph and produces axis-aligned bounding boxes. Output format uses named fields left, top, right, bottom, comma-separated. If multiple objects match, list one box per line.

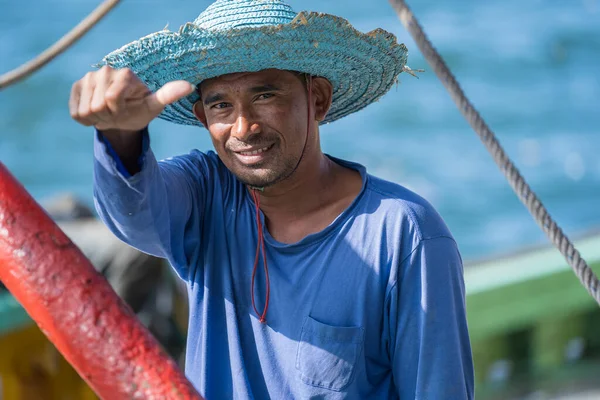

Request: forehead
left=199, top=69, right=303, bottom=93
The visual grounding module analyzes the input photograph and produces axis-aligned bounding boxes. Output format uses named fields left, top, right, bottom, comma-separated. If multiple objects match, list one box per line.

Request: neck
left=248, top=149, right=339, bottom=221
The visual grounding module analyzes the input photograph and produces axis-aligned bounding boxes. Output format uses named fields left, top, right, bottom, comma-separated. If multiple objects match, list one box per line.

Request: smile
left=233, top=144, right=275, bottom=165
left=238, top=145, right=273, bottom=156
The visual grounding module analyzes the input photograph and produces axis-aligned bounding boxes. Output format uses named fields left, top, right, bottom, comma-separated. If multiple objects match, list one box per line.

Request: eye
left=256, top=93, right=274, bottom=100
left=212, top=102, right=231, bottom=109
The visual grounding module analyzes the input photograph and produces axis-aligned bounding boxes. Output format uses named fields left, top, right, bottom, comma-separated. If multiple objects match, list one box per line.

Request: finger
left=77, top=72, right=97, bottom=126
left=105, top=68, right=144, bottom=114
left=90, top=68, right=116, bottom=127
left=69, top=80, right=82, bottom=120
left=90, top=66, right=112, bottom=114
left=144, top=80, right=196, bottom=115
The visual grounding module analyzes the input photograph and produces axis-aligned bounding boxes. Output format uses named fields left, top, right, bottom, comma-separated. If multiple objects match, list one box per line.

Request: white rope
left=388, top=0, right=600, bottom=305
left=0, top=0, right=121, bottom=90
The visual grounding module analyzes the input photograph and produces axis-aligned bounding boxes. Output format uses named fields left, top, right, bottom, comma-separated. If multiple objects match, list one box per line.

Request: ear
left=311, top=77, right=333, bottom=122
left=192, top=100, right=208, bottom=129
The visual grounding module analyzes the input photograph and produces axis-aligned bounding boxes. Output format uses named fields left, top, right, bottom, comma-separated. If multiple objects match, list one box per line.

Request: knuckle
left=118, top=67, right=134, bottom=77
left=82, top=71, right=96, bottom=86
left=118, top=68, right=138, bottom=84
left=100, top=65, right=117, bottom=79
left=78, top=104, right=91, bottom=117
left=105, top=88, right=120, bottom=102
left=70, top=84, right=81, bottom=101
left=106, top=91, right=128, bottom=109
left=74, top=117, right=89, bottom=127
left=89, top=101, right=106, bottom=114
left=70, top=80, right=80, bottom=92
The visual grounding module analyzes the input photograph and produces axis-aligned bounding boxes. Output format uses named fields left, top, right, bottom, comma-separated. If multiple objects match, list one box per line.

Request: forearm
left=93, top=131, right=170, bottom=257
left=93, top=127, right=212, bottom=282
left=97, top=128, right=144, bottom=176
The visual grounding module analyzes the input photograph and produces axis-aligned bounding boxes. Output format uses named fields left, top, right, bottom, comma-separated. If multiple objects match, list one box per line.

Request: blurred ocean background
left=0, top=0, right=598, bottom=261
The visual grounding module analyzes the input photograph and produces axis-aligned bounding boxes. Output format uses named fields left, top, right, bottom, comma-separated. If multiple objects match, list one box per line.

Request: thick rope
left=388, top=0, right=600, bottom=305
left=0, top=0, right=121, bottom=90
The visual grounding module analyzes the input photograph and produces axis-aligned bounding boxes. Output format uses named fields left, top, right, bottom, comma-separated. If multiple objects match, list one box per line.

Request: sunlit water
left=1, top=0, right=598, bottom=260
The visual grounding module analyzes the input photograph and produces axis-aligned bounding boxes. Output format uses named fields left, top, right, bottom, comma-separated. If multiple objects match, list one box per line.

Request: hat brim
left=100, top=12, right=408, bottom=126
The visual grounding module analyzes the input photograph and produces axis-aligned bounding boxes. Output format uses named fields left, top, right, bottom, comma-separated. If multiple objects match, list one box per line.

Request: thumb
left=145, top=80, right=196, bottom=113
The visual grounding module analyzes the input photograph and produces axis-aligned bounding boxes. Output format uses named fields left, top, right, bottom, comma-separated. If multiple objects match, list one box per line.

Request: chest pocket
left=295, top=316, right=365, bottom=391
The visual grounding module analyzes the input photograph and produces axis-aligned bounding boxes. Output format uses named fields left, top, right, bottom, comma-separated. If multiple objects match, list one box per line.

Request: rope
left=0, top=0, right=121, bottom=90
left=388, top=0, right=600, bottom=305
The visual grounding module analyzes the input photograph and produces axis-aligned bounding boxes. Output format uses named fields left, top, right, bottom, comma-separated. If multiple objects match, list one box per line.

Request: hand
left=69, top=66, right=195, bottom=132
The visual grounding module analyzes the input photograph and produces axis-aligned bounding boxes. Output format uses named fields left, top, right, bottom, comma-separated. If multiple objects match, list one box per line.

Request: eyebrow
left=203, top=84, right=282, bottom=105
left=203, top=93, right=224, bottom=105
left=249, top=84, right=280, bottom=94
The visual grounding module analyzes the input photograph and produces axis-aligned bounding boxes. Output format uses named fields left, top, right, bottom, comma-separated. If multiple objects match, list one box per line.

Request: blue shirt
left=93, top=130, right=474, bottom=399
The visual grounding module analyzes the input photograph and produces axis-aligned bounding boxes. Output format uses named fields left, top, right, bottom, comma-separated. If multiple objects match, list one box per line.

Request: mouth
left=233, top=144, right=275, bottom=165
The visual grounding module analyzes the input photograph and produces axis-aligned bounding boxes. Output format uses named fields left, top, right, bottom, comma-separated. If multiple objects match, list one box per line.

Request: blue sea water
left=0, top=0, right=598, bottom=260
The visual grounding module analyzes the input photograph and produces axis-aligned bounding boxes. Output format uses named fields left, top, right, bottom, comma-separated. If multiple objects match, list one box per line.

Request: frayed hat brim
left=99, top=11, right=408, bottom=127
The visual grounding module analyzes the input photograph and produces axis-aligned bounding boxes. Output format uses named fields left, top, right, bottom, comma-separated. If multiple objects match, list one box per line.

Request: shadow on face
left=192, top=69, right=332, bottom=188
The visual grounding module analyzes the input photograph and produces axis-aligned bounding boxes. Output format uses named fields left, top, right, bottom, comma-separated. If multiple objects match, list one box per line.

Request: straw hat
left=99, top=0, right=409, bottom=126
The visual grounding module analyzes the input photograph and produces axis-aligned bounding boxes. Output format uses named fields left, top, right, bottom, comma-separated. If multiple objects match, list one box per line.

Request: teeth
left=240, top=146, right=270, bottom=156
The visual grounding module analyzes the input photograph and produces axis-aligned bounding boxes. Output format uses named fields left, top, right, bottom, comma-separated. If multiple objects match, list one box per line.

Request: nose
left=231, top=110, right=260, bottom=141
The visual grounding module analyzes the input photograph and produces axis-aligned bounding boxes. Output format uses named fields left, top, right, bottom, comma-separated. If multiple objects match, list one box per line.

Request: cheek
left=286, top=104, right=309, bottom=143
left=271, top=102, right=307, bottom=136
left=285, top=100, right=306, bottom=120
left=208, top=125, right=230, bottom=150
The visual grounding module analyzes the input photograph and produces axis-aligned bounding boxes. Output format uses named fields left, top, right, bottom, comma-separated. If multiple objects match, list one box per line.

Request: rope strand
left=0, top=0, right=121, bottom=90
left=388, top=0, right=600, bottom=305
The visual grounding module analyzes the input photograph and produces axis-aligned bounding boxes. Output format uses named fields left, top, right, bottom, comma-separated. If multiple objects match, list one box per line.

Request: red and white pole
left=0, top=162, right=202, bottom=400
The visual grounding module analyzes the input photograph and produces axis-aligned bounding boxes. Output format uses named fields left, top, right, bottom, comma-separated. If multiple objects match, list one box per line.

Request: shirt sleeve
left=97, top=127, right=150, bottom=179
left=92, top=128, right=207, bottom=281
left=386, top=236, right=474, bottom=400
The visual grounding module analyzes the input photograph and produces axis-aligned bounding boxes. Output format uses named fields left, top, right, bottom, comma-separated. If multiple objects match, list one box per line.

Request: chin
left=227, top=157, right=297, bottom=188
left=234, top=169, right=280, bottom=188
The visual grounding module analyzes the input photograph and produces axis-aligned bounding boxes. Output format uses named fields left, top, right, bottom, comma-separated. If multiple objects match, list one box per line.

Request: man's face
left=196, top=69, right=309, bottom=188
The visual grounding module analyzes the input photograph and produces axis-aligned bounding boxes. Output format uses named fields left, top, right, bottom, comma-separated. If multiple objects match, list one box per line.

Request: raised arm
left=70, top=66, right=195, bottom=174
left=70, top=66, right=204, bottom=279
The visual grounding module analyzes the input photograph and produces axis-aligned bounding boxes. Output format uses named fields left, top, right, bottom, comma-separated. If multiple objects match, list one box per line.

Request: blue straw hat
left=99, top=0, right=409, bottom=127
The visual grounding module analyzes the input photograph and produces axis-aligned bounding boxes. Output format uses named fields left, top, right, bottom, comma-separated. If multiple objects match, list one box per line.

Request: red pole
left=0, top=162, right=203, bottom=400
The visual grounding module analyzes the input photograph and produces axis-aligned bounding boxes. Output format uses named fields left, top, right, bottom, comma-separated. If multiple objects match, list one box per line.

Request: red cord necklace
left=250, top=75, right=313, bottom=324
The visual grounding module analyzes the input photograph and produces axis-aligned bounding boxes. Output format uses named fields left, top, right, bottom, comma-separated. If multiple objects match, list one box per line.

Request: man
left=70, top=0, right=474, bottom=398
